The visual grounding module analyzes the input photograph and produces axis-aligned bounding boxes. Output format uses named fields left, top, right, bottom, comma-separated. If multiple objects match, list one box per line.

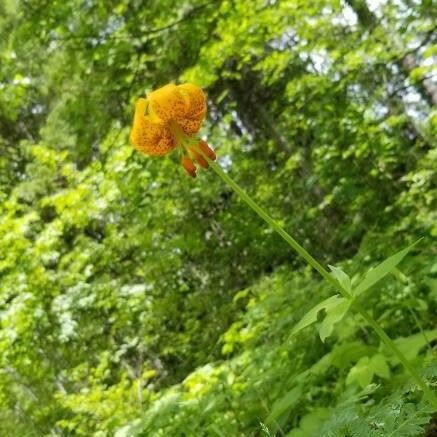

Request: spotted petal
left=177, top=83, right=207, bottom=135
left=148, top=84, right=187, bottom=124
left=178, top=83, right=207, bottom=120
left=130, top=98, right=175, bottom=156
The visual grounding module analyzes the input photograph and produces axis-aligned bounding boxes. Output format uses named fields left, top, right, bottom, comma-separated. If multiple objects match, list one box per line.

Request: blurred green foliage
left=0, top=0, right=436, bottom=435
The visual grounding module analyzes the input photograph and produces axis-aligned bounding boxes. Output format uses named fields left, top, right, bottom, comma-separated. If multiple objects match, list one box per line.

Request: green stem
left=208, top=160, right=437, bottom=407
left=208, top=162, right=349, bottom=297
left=355, top=303, right=436, bottom=406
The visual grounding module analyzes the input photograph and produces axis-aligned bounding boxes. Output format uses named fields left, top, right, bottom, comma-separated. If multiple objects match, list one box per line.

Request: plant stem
left=208, top=162, right=348, bottom=296
left=208, top=160, right=437, bottom=407
left=355, top=303, right=436, bottom=406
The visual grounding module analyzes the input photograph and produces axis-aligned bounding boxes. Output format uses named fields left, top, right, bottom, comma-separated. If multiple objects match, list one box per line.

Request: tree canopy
left=0, top=0, right=436, bottom=435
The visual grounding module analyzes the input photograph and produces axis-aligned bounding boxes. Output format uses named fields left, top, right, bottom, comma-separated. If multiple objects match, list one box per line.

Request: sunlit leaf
left=289, top=295, right=345, bottom=338
left=328, top=265, right=352, bottom=294
left=318, top=298, right=351, bottom=342
left=354, top=239, right=422, bottom=296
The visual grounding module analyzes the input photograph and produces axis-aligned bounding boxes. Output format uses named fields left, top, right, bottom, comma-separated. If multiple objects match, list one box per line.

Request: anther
left=181, top=156, right=197, bottom=178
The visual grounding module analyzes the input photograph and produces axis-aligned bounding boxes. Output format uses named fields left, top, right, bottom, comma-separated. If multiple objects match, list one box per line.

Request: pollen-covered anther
left=198, top=140, right=216, bottom=161
left=188, top=146, right=209, bottom=169
left=181, top=156, right=197, bottom=178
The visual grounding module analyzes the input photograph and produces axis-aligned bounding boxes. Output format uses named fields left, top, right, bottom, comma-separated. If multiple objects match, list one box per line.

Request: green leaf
left=266, top=385, right=303, bottom=425
left=209, top=424, right=228, bottom=437
left=286, top=408, right=331, bottom=437
left=328, top=265, right=352, bottom=293
left=353, top=239, right=422, bottom=296
left=289, top=295, right=344, bottom=337
left=318, top=298, right=351, bottom=342
left=330, top=342, right=377, bottom=370
left=114, top=420, right=142, bottom=437
left=392, top=328, right=437, bottom=363
left=346, top=354, right=390, bottom=388
left=370, top=354, right=390, bottom=379
left=346, top=357, right=373, bottom=388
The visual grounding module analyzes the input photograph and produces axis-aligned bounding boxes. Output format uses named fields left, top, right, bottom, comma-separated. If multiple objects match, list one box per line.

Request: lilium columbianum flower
left=130, top=83, right=216, bottom=177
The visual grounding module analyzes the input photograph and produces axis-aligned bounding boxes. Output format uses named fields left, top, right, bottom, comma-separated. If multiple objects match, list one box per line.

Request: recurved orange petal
left=178, top=83, right=207, bottom=120
left=130, top=98, right=175, bottom=156
left=148, top=84, right=187, bottom=124
left=178, top=118, right=203, bottom=135
left=177, top=83, right=207, bottom=135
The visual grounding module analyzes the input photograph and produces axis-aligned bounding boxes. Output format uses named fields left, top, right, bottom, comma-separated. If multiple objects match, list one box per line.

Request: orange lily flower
left=130, top=83, right=216, bottom=177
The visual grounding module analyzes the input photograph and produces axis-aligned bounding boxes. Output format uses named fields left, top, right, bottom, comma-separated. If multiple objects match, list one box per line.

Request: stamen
left=198, top=140, right=216, bottom=161
left=181, top=156, right=197, bottom=178
left=188, top=146, right=209, bottom=169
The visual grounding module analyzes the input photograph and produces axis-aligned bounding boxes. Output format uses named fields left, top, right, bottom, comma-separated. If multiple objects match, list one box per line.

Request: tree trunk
left=345, top=0, right=437, bottom=106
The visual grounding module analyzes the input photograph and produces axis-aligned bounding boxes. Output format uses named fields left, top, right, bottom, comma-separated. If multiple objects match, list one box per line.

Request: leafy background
left=0, top=0, right=436, bottom=435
